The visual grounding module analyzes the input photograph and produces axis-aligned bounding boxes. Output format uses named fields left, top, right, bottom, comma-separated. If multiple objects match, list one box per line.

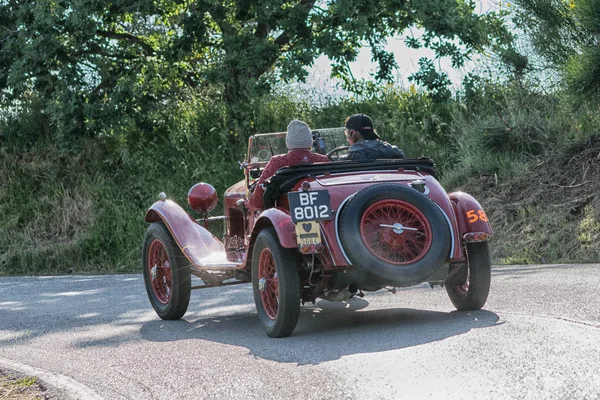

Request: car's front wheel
left=142, top=222, right=191, bottom=320
left=251, top=228, right=301, bottom=338
left=446, top=242, right=491, bottom=310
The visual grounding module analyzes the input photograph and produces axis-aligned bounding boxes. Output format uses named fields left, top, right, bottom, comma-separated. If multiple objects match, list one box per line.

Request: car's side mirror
left=312, top=130, right=327, bottom=154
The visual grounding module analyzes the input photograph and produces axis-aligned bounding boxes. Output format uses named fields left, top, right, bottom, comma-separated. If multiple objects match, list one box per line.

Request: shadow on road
left=0, top=275, right=151, bottom=347
left=139, top=298, right=500, bottom=365
left=0, top=274, right=500, bottom=365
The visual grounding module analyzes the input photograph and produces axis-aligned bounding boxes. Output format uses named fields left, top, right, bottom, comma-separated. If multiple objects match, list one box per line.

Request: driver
left=344, top=114, right=405, bottom=160
left=248, top=120, right=328, bottom=211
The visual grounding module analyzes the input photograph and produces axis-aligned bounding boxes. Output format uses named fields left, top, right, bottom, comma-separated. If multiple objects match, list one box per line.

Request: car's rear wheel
left=142, top=222, right=191, bottom=320
left=339, top=183, right=450, bottom=286
left=252, top=228, right=301, bottom=338
left=446, top=242, right=491, bottom=310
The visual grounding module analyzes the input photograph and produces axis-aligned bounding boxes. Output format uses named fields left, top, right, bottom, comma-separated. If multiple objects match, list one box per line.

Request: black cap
left=345, top=114, right=380, bottom=140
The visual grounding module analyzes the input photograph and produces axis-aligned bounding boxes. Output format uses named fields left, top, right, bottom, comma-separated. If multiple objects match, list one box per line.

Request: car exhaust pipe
left=324, top=283, right=358, bottom=302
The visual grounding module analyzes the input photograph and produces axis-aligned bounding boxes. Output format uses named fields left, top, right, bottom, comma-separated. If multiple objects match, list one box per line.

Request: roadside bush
left=2, top=80, right=600, bottom=274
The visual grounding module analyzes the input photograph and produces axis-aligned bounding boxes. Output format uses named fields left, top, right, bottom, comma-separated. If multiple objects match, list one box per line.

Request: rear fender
left=246, top=208, right=297, bottom=269
left=145, top=200, right=224, bottom=266
left=250, top=208, right=297, bottom=249
left=449, top=192, right=493, bottom=239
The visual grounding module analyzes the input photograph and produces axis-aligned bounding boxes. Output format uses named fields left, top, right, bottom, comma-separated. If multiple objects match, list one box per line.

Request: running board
left=188, top=251, right=244, bottom=271
left=191, top=262, right=242, bottom=270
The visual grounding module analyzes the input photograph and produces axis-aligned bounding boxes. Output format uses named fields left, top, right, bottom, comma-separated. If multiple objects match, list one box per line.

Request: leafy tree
left=0, top=0, right=512, bottom=139
left=513, top=0, right=600, bottom=103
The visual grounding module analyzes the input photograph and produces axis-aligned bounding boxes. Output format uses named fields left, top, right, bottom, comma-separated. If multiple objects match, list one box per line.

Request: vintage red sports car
left=142, top=128, right=493, bottom=337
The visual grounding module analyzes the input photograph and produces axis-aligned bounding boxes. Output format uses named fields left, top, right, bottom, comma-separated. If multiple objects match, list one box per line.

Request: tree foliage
left=514, top=0, right=600, bottom=103
left=0, top=0, right=512, bottom=140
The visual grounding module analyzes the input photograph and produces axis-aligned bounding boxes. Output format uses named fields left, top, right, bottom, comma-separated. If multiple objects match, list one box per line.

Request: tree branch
left=274, top=0, right=316, bottom=48
left=208, top=3, right=235, bottom=37
left=95, top=30, right=154, bottom=54
left=77, top=43, right=142, bottom=60
left=274, top=32, right=290, bottom=47
left=255, top=22, right=268, bottom=38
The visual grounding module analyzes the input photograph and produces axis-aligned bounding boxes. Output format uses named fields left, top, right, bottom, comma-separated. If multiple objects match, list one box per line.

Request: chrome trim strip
left=334, top=193, right=356, bottom=265
left=196, top=216, right=227, bottom=224
left=207, top=216, right=227, bottom=221
left=315, top=168, right=424, bottom=179
left=315, top=176, right=416, bottom=186
left=435, top=203, right=456, bottom=258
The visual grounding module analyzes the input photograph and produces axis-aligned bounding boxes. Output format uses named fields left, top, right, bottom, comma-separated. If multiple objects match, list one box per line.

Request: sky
left=305, top=0, right=499, bottom=94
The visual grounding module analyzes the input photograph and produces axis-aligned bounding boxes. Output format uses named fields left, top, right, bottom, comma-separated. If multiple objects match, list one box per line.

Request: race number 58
left=466, top=209, right=488, bottom=223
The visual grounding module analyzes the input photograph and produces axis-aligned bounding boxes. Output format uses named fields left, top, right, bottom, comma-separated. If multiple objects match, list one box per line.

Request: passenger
left=248, top=120, right=328, bottom=211
left=344, top=114, right=405, bottom=161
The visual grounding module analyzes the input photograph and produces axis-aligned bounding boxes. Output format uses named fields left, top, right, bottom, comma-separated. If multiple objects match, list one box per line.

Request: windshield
left=248, top=127, right=345, bottom=165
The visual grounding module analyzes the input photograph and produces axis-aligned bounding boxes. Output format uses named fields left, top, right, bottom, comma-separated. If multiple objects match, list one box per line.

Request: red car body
left=142, top=128, right=493, bottom=337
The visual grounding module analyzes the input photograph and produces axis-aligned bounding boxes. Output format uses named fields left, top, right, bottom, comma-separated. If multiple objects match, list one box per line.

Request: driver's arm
left=248, top=160, right=277, bottom=211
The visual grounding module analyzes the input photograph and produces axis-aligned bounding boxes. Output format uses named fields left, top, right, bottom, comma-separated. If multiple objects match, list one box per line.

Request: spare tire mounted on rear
left=339, top=183, right=450, bottom=286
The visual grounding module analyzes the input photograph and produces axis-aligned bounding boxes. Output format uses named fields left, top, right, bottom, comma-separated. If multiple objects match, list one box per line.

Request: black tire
left=142, top=222, right=191, bottom=320
left=446, top=242, right=491, bottom=311
left=251, top=228, right=301, bottom=338
left=339, top=183, right=450, bottom=286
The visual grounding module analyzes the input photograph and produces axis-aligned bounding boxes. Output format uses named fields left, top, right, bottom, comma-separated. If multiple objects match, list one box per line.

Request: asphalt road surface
left=0, top=264, right=599, bottom=400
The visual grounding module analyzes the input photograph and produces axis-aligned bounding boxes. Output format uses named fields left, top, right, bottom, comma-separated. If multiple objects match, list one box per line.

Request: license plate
left=287, top=190, right=332, bottom=223
left=295, top=221, right=322, bottom=246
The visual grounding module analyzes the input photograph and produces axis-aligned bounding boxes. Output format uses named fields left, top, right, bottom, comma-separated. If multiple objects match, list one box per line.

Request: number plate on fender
left=294, top=221, right=322, bottom=246
left=288, top=190, right=332, bottom=223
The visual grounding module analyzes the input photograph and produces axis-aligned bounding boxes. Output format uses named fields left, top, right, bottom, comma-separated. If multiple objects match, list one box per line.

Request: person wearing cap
left=344, top=114, right=405, bottom=161
left=247, top=119, right=328, bottom=211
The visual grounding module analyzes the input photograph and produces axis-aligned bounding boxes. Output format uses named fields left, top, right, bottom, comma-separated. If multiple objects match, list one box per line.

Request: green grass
left=0, top=371, right=44, bottom=400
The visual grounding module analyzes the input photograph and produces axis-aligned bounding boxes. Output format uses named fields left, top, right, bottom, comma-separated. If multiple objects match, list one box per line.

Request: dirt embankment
left=458, top=140, right=600, bottom=264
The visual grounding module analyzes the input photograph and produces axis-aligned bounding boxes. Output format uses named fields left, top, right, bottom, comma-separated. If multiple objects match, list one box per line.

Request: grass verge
left=0, top=370, right=45, bottom=400
left=1, top=86, right=599, bottom=274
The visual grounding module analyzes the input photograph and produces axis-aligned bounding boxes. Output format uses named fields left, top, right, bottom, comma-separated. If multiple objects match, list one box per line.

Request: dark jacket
left=348, top=140, right=405, bottom=161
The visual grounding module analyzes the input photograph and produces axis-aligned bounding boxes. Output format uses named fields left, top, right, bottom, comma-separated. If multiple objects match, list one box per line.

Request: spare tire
left=339, top=183, right=450, bottom=286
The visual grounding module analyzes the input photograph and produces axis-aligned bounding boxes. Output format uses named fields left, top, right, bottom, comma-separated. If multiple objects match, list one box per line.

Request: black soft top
left=262, top=158, right=436, bottom=209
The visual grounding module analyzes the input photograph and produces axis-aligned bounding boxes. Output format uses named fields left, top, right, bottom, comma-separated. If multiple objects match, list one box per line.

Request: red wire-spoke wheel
left=258, top=248, right=279, bottom=320
left=251, top=228, right=300, bottom=338
left=360, top=199, right=433, bottom=265
left=338, top=184, right=450, bottom=285
left=148, top=239, right=173, bottom=304
left=142, top=222, right=191, bottom=320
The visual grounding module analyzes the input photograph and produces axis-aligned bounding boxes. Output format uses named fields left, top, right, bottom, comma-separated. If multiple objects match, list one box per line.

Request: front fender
left=449, top=192, right=493, bottom=237
left=145, top=200, right=224, bottom=266
left=251, top=208, right=297, bottom=249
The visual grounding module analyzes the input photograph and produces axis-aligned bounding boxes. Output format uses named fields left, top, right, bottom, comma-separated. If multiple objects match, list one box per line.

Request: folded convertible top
left=263, top=158, right=436, bottom=209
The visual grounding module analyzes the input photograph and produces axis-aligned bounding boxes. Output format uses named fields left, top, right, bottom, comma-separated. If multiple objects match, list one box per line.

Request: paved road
left=0, top=264, right=599, bottom=399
